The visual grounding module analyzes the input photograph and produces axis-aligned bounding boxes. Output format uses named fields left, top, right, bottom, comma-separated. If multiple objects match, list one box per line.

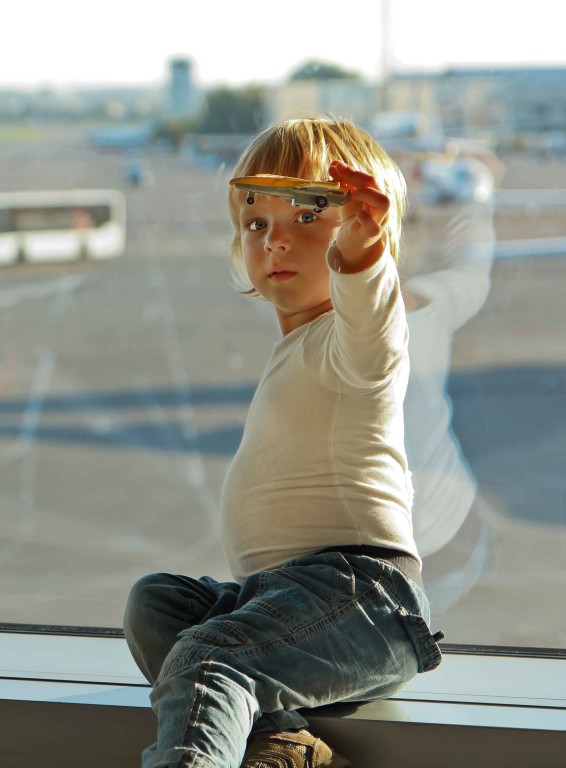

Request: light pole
left=380, top=0, right=392, bottom=111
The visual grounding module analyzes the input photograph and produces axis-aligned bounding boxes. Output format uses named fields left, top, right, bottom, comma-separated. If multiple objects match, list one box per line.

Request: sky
left=2, top=0, right=566, bottom=90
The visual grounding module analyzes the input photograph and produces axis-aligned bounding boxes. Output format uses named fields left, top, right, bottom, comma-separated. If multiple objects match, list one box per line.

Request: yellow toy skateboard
left=230, top=174, right=351, bottom=212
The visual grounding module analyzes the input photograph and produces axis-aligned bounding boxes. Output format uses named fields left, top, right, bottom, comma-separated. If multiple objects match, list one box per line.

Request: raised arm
left=307, top=162, right=408, bottom=391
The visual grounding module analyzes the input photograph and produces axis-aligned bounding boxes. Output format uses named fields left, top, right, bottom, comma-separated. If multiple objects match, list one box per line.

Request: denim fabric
left=124, top=552, right=441, bottom=768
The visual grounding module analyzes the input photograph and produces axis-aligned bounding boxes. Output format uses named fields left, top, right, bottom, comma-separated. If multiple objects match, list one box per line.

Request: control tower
left=167, top=57, right=200, bottom=118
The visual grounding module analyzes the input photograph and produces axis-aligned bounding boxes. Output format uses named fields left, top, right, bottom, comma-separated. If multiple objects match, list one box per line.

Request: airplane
left=229, top=174, right=351, bottom=212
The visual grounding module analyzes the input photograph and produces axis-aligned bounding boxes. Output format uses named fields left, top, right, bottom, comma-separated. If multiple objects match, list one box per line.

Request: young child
left=124, top=117, right=443, bottom=768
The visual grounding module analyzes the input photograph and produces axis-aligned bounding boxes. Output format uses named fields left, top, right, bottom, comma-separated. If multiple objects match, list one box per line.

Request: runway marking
left=0, top=274, right=89, bottom=311
left=0, top=348, right=55, bottom=467
left=142, top=251, right=221, bottom=554
left=0, top=348, right=55, bottom=562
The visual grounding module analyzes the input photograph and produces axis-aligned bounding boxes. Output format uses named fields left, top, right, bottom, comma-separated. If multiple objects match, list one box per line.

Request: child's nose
left=264, top=224, right=290, bottom=252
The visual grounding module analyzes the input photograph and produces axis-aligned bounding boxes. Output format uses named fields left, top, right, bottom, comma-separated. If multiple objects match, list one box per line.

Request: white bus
left=0, top=189, right=126, bottom=265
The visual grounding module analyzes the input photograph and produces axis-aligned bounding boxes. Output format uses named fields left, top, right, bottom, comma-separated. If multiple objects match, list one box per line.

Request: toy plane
left=229, top=174, right=351, bottom=212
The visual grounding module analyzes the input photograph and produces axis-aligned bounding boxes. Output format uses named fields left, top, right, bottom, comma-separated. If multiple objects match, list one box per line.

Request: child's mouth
left=269, top=270, right=296, bottom=281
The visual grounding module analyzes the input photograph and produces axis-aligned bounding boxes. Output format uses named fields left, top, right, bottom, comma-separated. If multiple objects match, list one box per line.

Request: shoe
left=241, top=728, right=352, bottom=768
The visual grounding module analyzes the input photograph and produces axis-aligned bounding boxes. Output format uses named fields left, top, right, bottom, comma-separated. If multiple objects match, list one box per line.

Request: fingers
left=329, top=160, right=376, bottom=191
left=354, top=204, right=386, bottom=238
left=330, top=160, right=389, bottom=210
left=351, top=187, right=390, bottom=220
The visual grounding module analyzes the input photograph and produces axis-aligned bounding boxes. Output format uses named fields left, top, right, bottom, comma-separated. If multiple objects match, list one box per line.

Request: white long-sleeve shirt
left=221, top=247, right=419, bottom=582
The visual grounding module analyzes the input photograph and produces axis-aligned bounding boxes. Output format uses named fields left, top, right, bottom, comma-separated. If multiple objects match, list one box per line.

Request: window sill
left=1, top=632, right=565, bottom=767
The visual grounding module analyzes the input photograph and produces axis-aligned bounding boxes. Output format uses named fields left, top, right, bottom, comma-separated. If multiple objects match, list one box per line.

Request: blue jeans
left=124, top=551, right=441, bottom=768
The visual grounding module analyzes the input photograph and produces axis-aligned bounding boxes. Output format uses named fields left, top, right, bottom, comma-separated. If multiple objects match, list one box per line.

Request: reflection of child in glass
left=403, top=200, right=497, bottom=613
left=124, top=118, right=442, bottom=768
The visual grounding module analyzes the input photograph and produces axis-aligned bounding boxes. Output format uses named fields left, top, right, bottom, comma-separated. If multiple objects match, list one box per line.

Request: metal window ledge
left=1, top=633, right=565, bottom=768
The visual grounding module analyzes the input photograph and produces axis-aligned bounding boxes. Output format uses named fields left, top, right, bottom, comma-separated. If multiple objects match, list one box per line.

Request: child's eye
left=248, top=219, right=267, bottom=231
left=297, top=211, right=316, bottom=224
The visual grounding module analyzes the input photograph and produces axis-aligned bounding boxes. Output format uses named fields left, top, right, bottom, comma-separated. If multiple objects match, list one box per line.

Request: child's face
left=239, top=196, right=341, bottom=334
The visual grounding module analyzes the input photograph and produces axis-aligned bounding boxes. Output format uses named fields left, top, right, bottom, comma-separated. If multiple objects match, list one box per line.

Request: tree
left=289, top=60, right=361, bottom=82
left=152, top=116, right=200, bottom=150
left=198, top=86, right=266, bottom=133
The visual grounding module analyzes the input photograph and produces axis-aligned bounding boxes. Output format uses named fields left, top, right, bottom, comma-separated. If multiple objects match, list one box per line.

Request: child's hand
left=328, top=160, right=390, bottom=273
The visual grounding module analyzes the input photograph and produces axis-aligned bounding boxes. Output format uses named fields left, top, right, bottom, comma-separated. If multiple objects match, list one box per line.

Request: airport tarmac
left=0, top=127, right=564, bottom=648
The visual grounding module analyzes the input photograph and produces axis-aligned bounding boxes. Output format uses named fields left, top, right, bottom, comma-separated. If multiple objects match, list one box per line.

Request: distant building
left=387, top=67, right=566, bottom=138
left=167, top=57, right=201, bottom=119
left=267, top=79, right=378, bottom=125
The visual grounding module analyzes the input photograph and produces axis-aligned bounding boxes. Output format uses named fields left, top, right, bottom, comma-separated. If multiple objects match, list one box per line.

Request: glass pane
left=0, top=0, right=564, bottom=649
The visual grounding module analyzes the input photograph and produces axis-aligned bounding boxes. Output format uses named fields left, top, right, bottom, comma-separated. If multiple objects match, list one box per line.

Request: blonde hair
left=228, top=117, right=407, bottom=295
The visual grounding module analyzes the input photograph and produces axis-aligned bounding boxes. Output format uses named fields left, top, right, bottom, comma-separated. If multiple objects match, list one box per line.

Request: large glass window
left=1, top=1, right=564, bottom=649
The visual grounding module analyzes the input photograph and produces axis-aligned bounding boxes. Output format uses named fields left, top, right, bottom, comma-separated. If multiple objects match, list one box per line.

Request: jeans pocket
left=396, top=607, right=444, bottom=673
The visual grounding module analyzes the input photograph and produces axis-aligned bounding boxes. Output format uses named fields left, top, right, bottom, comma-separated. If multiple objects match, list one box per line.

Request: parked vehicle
left=418, top=156, right=495, bottom=204
left=0, top=189, right=126, bottom=265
